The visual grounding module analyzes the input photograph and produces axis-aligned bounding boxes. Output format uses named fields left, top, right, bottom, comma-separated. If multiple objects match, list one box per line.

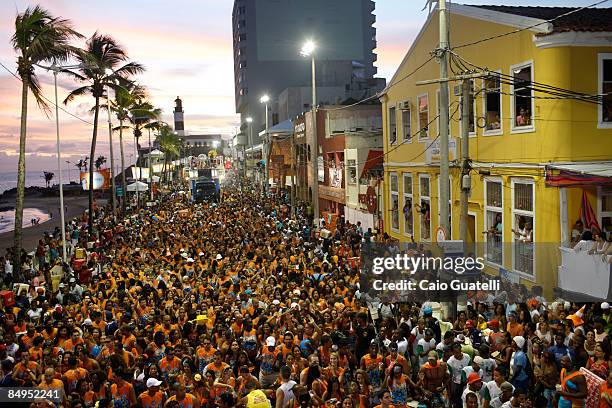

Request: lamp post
left=104, top=69, right=117, bottom=217
left=260, top=95, right=270, bottom=194
left=301, top=40, right=319, bottom=227
left=65, top=161, right=73, bottom=183
left=246, top=116, right=253, bottom=180
left=35, top=62, right=87, bottom=263
left=147, top=126, right=153, bottom=200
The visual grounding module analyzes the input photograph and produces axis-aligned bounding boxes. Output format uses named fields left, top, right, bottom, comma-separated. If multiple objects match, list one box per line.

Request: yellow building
left=381, top=4, right=612, bottom=299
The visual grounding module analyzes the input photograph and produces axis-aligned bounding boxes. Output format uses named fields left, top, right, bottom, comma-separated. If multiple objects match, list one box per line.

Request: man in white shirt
left=448, top=343, right=471, bottom=408
left=489, top=382, right=513, bottom=408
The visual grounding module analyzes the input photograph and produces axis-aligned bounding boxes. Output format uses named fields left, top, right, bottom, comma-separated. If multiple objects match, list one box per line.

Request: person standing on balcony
left=570, top=220, right=584, bottom=248
left=573, top=231, right=594, bottom=252
left=588, top=232, right=610, bottom=256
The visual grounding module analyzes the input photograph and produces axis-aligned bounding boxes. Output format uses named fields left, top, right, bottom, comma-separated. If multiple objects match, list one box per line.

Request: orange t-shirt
left=139, top=390, right=164, bottom=408
left=110, top=382, right=136, bottom=408
left=600, top=382, right=612, bottom=408
left=167, top=393, right=197, bottom=408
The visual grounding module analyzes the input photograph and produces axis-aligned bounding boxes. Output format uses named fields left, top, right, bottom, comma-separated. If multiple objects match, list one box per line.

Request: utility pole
left=291, top=131, right=296, bottom=218
left=459, top=79, right=471, bottom=245
left=438, top=0, right=451, bottom=236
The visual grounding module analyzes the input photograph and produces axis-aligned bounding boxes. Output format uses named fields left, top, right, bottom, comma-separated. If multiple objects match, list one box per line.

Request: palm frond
left=63, top=85, right=90, bottom=105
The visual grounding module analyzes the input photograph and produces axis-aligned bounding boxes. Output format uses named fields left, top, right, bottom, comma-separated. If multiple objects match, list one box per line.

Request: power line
left=449, top=52, right=607, bottom=105
left=319, top=55, right=437, bottom=112
left=0, top=60, right=95, bottom=126
left=452, top=0, right=611, bottom=50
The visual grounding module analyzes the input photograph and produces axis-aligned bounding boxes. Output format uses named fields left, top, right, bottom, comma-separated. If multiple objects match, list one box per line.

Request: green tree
left=42, top=171, right=54, bottom=188
left=63, top=33, right=143, bottom=234
left=156, top=125, right=181, bottom=185
left=95, top=155, right=106, bottom=170
left=11, top=5, right=82, bottom=270
left=111, top=83, right=146, bottom=210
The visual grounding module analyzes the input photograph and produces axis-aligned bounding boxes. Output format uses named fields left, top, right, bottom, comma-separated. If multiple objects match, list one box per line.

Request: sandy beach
left=0, top=194, right=103, bottom=254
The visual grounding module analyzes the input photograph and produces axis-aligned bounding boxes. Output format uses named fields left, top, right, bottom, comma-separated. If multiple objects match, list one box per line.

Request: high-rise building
left=232, top=0, right=381, bottom=146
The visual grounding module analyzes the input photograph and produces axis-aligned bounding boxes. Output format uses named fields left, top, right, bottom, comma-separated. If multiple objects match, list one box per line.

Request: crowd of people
left=0, top=180, right=611, bottom=408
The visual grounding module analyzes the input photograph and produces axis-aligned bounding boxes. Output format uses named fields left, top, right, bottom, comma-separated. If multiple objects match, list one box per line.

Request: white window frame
left=597, top=186, right=612, bottom=232
left=510, top=61, right=535, bottom=134
left=400, top=99, right=412, bottom=143
left=347, top=159, right=357, bottom=186
left=417, top=93, right=430, bottom=141
left=511, top=178, right=536, bottom=280
left=598, top=53, right=612, bottom=128
left=482, top=71, right=503, bottom=136
left=419, top=174, right=431, bottom=241
left=388, top=104, right=397, bottom=145
left=403, top=173, right=413, bottom=236
left=390, top=172, right=400, bottom=232
left=437, top=175, right=453, bottom=240
left=484, top=177, right=504, bottom=268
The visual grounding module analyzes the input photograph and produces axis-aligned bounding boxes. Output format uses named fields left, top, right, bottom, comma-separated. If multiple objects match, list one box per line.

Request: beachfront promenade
left=0, top=195, right=106, bottom=253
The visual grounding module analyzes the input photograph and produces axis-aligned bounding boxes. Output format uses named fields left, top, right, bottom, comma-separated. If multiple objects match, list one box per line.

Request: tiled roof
left=472, top=5, right=612, bottom=34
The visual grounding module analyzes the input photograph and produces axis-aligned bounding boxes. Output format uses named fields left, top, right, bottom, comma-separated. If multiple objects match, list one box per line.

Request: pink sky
left=7, top=0, right=575, bottom=174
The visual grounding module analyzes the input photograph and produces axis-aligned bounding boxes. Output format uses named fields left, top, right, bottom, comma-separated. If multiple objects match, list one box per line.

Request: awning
left=360, top=150, right=384, bottom=179
left=545, top=161, right=612, bottom=187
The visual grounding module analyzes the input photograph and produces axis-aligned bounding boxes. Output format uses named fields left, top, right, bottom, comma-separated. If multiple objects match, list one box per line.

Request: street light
left=301, top=40, right=319, bottom=227
left=35, top=62, right=86, bottom=263
left=260, top=95, right=270, bottom=193
left=104, top=68, right=117, bottom=216
left=245, top=117, right=253, bottom=179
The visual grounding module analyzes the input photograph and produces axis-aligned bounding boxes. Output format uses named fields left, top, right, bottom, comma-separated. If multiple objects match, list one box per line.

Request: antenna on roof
left=423, top=0, right=439, bottom=15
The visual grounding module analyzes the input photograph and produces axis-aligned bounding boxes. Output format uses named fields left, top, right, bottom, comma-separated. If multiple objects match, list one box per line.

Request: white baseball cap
left=146, top=378, right=162, bottom=388
left=602, top=302, right=610, bottom=310
left=265, top=336, right=276, bottom=347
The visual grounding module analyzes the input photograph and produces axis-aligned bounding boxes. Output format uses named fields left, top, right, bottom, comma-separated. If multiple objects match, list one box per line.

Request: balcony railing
left=558, top=247, right=612, bottom=300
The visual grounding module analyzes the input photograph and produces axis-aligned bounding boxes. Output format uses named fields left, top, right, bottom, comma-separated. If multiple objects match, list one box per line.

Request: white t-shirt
left=480, top=358, right=497, bottom=382
left=462, top=386, right=484, bottom=408
left=411, top=327, right=425, bottom=355
left=447, top=353, right=471, bottom=384
left=417, top=338, right=437, bottom=366
left=396, top=337, right=409, bottom=355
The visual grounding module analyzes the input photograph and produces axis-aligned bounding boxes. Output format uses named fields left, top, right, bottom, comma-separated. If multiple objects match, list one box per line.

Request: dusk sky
left=0, top=0, right=592, bottom=173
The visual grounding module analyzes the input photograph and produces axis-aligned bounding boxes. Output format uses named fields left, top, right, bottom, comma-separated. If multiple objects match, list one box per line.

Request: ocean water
left=0, top=170, right=76, bottom=194
left=0, top=208, right=51, bottom=234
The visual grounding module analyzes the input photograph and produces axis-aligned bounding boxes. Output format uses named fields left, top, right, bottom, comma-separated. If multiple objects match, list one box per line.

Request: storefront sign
left=319, top=185, right=346, bottom=204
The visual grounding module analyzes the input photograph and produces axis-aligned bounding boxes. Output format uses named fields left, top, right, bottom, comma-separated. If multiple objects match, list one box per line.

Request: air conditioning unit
left=399, top=100, right=411, bottom=110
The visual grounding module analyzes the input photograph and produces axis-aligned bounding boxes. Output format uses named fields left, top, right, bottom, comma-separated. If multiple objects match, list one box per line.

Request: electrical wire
left=0, top=60, right=95, bottom=126
left=449, top=52, right=608, bottom=104
left=319, top=55, right=437, bottom=112
left=452, top=0, right=611, bottom=50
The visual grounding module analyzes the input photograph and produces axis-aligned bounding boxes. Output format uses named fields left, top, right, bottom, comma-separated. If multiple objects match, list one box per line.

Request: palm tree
left=131, top=99, right=161, bottom=164
left=76, top=157, right=89, bottom=172
left=95, top=155, right=106, bottom=170
left=11, top=6, right=82, bottom=270
left=111, top=83, right=146, bottom=211
left=62, top=32, right=144, bottom=234
left=42, top=171, right=54, bottom=188
left=156, top=125, right=180, bottom=186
